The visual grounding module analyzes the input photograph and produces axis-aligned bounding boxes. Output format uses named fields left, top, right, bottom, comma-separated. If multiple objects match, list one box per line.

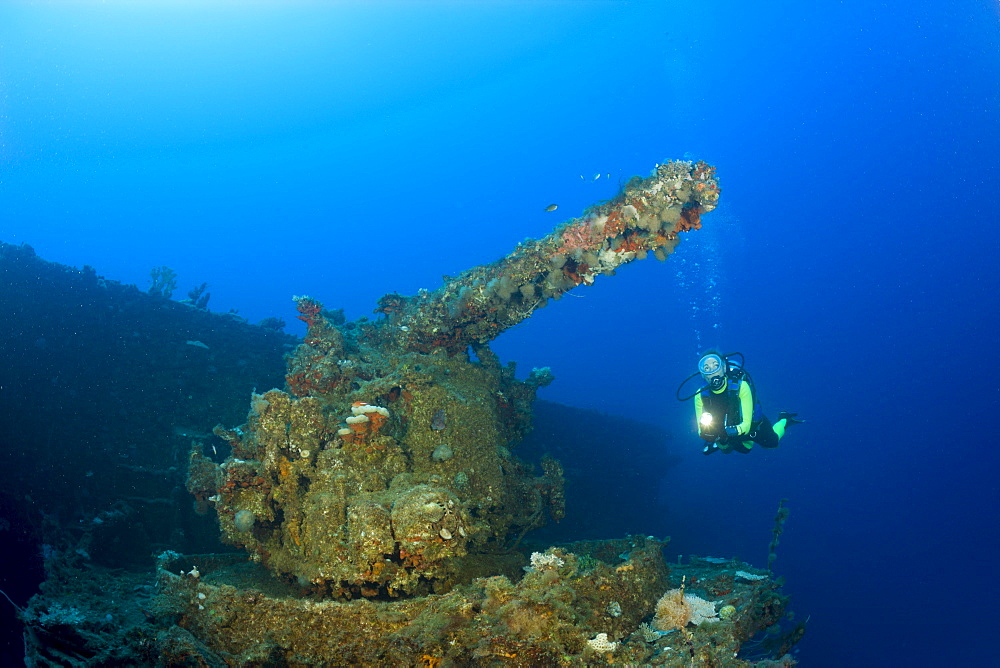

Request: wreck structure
left=12, top=160, right=805, bottom=665
left=187, top=160, right=722, bottom=599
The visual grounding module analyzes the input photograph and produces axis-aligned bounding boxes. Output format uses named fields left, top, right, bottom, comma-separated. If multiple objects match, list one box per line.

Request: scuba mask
left=677, top=351, right=749, bottom=403
left=698, top=353, right=727, bottom=391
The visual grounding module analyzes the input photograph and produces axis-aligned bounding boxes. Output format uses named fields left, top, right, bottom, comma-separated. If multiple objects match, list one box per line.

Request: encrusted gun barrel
left=369, top=160, right=720, bottom=355
left=188, top=160, right=718, bottom=600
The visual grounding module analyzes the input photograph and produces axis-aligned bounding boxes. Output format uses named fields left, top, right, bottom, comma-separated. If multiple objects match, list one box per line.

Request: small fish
left=544, top=204, right=558, bottom=212
left=593, top=173, right=601, bottom=181
left=431, top=409, right=447, bottom=431
left=606, top=173, right=610, bottom=180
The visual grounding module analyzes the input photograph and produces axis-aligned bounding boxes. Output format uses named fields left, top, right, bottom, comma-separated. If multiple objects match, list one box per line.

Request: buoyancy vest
left=699, top=380, right=743, bottom=440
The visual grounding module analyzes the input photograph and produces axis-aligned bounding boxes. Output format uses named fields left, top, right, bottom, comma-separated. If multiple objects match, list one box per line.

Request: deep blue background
left=2, top=2, right=998, bottom=665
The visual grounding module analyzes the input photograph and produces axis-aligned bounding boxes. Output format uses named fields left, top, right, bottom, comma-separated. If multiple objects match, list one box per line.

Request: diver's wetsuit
left=694, top=378, right=787, bottom=453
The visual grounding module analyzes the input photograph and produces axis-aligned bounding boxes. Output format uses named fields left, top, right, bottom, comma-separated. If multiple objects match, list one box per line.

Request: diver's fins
left=778, top=411, right=805, bottom=425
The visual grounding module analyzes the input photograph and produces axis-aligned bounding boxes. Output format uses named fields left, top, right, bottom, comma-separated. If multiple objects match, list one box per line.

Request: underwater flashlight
left=700, top=412, right=713, bottom=427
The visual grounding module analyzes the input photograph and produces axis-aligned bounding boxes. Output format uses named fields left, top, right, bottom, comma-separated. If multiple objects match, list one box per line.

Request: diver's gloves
left=778, top=411, right=805, bottom=425
left=703, top=443, right=720, bottom=455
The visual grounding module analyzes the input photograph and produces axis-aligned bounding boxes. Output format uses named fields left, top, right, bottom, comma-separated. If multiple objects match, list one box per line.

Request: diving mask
left=698, top=353, right=727, bottom=391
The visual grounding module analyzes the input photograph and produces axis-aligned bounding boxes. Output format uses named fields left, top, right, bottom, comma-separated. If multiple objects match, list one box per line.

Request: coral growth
left=194, top=352, right=561, bottom=597
left=147, top=266, right=177, bottom=299
left=653, top=587, right=720, bottom=631
left=363, top=160, right=721, bottom=356
left=137, top=540, right=799, bottom=665
left=586, top=633, right=618, bottom=653
left=186, top=161, right=719, bottom=600
left=555, top=222, right=600, bottom=256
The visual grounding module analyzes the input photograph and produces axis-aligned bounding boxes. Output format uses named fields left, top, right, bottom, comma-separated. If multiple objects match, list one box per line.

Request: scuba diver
left=677, top=351, right=804, bottom=455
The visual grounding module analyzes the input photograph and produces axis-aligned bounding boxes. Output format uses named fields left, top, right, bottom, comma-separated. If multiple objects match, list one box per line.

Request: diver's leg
left=753, top=416, right=784, bottom=448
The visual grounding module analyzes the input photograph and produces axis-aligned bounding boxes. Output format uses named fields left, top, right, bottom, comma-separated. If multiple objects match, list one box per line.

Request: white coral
left=735, top=570, right=768, bottom=581
left=587, top=632, right=618, bottom=653
left=528, top=551, right=564, bottom=570
left=685, top=594, right=720, bottom=625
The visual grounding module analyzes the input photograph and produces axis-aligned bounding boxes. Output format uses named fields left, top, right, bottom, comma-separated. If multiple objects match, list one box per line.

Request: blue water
left=2, top=2, right=998, bottom=665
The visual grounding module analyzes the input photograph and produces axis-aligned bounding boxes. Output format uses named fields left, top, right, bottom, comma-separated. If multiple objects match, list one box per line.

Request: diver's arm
left=733, top=381, right=754, bottom=436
